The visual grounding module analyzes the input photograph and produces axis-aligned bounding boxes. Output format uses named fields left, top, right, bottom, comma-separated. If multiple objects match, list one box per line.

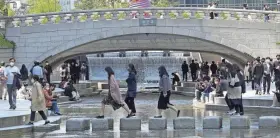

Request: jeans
left=51, top=100, right=60, bottom=113
left=30, top=110, right=47, bottom=122
left=124, top=97, right=136, bottom=113
left=225, top=94, right=234, bottom=110
left=7, top=84, right=17, bottom=107
left=264, top=15, right=269, bottom=22
left=0, top=83, right=7, bottom=99
left=182, top=72, right=188, bottom=81
left=263, top=74, right=271, bottom=93
left=191, top=72, right=197, bottom=82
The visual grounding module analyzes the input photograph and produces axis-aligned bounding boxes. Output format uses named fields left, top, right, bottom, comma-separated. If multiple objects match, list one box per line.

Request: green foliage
left=169, top=12, right=176, bottom=19
left=152, top=0, right=178, bottom=7
left=220, top=12, right=228, bottom=20
left=104, top=12, right=112, bottom=20
left=27, top=0, right=61, bottom=14
left=234, top=13, right=240, bottom=20
left=75, top=0, right=129, bottom=10
left=79, top=15, right=87, bottom=22
left=117, top=12, right=126, bottom=20
left=182, top=11, right=190, bottom=19
left=41, top=17, right=48, bottom=24
left=55, top=16, right=61, bottom=23
left=156, top=12, right=163, bottom=18
left=276, top=42, right=280, bottom=45
left=195, top=12, right=202, bottom=19
left=0, top=35, right=15, bottom=48
left=92, top=13, right=100, bottom=21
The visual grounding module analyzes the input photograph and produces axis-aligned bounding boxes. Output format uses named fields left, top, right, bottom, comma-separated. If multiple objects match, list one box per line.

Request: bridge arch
left=35, top=26, right=254, bottom=68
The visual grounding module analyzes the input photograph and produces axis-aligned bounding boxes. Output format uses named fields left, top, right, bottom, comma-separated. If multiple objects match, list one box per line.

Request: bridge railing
left=0, top=7, right=279, bottom=28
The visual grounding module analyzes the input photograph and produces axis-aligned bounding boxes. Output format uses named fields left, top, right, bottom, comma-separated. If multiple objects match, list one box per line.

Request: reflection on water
left=13, top=94, right=280, bottom=138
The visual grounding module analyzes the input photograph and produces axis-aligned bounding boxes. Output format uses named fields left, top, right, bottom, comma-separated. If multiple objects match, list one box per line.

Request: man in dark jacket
left=210, top=61, right=218, bottom=76
left=44, top=61, right=52, bottom=83
left=273, top=55, right=280, bottom=91
left=253, top=58, right=264, bottom=95
left=190, top=60, right=198, bottom=82
left=181, top=61, right=189, bottom=81
left=263, top=57, right=273, bottom=95
left=202, top=62, right=210, bottom=76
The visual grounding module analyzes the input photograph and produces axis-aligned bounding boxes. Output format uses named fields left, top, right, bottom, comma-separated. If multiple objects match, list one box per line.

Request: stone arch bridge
left=1, top=7, right=280, bottom=68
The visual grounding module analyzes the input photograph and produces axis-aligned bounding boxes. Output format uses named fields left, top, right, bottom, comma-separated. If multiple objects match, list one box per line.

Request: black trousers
left=191, top=72, right=197, bottom=82
left=210, top=12, right=214, bottom=19
left=46, top=74, right=51, bottom=83
left=182, top=72, right=188, bottom=81
left=125, top=97, right=136, bottom=113
left=30, top=110, right=47, bottom=122
left=263, top=74, right=271, bottom=93
left=225, top=94, right=234, bottom=110
left=172, top=78, right=180, bottom=85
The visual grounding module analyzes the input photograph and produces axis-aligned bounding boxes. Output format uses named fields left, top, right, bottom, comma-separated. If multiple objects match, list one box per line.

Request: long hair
left=128, top=63, right=137, bottom=74
left=158, top=65, right=169, bottom=78
left=20, top=64, right=28, bottom=74
left=105, top=66, right=114, bottom=79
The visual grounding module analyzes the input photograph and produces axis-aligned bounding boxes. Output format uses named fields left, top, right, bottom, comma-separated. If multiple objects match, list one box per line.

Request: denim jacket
left=126, top=72, right=137, bottom=97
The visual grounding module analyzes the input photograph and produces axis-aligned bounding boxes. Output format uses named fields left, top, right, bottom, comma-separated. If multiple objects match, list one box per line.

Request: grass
left=0, top=35, right=15, bottom=48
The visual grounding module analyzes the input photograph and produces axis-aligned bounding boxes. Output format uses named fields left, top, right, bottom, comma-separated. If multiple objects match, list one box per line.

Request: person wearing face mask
left=4, top=58, right=20, bottom=110
left=263, top=57, right=273, bottom=95
left=27, top=75, right=50, bottom=125
left=44, top=61, right=52, bottom=84
left=124, top=64, right=137, bottom=117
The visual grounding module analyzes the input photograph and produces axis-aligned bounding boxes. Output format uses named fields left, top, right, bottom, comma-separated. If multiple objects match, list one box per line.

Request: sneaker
left=12, top=106, right=16, bottom=110
left=96, top=115, right=104, bottom=119
left=44, top=120, right=50, bottom=125
left=9, top=106, right=12, bottom=109
left=240, top=112, right=244, bottom=116
left=55, top=112, right=62, bottom=116
left=177, top=110, right=181, bottom=117
left=26, top=122, right=34, bottom=125
left=154, top=116, right=162, bottom=118
left=227, top=109, right=236, bottom=115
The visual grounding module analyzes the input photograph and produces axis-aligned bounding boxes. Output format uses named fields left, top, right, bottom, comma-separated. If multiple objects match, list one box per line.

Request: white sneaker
left=227, top=109, right=236, bottom=115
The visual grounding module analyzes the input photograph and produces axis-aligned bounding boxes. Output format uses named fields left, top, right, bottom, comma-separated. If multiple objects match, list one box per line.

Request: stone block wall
left=0, top=48, right=13, bottom=63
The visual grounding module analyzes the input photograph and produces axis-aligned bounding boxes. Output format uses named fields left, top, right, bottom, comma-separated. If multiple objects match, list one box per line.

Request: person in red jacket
left=43, top=83, right=61, bottom=115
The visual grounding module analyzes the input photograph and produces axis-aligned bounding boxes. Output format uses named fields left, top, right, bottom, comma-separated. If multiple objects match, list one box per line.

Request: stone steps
left=177, top=82, right=196, bottom=87
left=65, top=116, right=280, bottom=131
left=174, top=86, right=195, bottom=92
left=171, top=90, right=195, bottom=97
left=0, top=116, right=61, bottom=135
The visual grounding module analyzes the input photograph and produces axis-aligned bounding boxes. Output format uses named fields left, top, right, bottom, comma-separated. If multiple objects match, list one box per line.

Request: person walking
left=253, top=58, right=264, bottom=95
left=96, top=67, right=133, bottom=118
left=190, top=60, right=198, bottom=82
left=0, top=61, right=7, bottom=100
left=273, top=55, right=280, bottom=91
left=44, top=61, right=52, bottom=84
left=31, top=61, right=44, bottom=84
left=4, top=58, right=20, bottom=110
left=124, top=64, right=137, bottom=117
left=263, top=57, right=273, bottom=95
left=181, top=61, right=189, bottom=81
left=26, top=75, right=50, bottom=125
left=20, top=64, right=29, bottom=82
left=80, top=63, right=87, bottom=81
left=154, top=66, right=180, bottom=118
left=171, top=72, right=180, bottom=85
left=210, top=61, right=218, bottom=76
left=244, top=62, right=250, bottom=84
left=202, top=62, right=210, bottom=76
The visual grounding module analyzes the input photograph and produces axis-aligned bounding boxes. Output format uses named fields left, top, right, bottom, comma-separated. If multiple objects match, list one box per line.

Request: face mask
left=31, top=79, right=35, bottom=83
left=10, top=62, right=14, bottom=66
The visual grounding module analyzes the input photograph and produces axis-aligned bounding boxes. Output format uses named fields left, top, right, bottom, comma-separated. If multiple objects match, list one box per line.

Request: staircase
left=172, top=82, right=196, bottom=97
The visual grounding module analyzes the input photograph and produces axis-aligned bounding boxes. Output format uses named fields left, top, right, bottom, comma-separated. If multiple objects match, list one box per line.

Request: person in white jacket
left=244, top=62, right=250, bottom=84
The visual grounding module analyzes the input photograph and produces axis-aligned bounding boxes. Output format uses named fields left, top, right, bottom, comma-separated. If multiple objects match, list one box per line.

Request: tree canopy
left=152, top=0, right=177, bottom=7
left=27, top=0, right=61, bottom=14
left=74, top=0, right=129, bottom=10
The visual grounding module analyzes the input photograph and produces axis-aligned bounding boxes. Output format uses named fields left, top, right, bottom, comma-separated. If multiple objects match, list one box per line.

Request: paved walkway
left=0, top=99, right=31, bottom=118
left=240, top=82, right=276, bottom=100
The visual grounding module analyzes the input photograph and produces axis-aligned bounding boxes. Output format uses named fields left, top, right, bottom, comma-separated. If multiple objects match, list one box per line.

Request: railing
left=0, top=7, right=280, bottom=28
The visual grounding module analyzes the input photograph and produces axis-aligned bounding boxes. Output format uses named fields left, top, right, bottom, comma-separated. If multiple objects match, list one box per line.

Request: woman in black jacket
left=20, top=64, right=28, bottom=81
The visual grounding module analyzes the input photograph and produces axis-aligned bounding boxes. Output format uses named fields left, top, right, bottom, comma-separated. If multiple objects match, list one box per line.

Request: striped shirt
left=129, top=0, right=151, bottom=8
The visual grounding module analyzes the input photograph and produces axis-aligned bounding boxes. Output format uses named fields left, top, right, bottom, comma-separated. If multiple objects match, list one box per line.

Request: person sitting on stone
left=64, top=80, right=80, bottom=101
left=17, top=82, right=31, bottom=100
left=43, top=83, right=62, bottom=115
left=201, top=80, right=213, bottom=103
left=171, top=72, right=180, bottom=85
left=195, top=79, right=206, bottom=102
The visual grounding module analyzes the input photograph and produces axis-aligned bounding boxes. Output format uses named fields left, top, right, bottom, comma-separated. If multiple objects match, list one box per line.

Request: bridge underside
left=45, top=34, right=253, bottom=68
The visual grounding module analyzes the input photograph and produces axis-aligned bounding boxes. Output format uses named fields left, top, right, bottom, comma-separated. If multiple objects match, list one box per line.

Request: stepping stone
left=259, top=116, right=280, bottom=129
left=173, top=117, right=195, bottom=129
left=230, top=116, right=250, bottom=129
left=203, top=116, right=222, bottom=129
left=66, top=118, right=90, bottom=131
left=149, top=117, right=167, bottom=130
left=33, top=124, right=60, bottom=132
left=106, top=117, right=114, bottom=130
left=92, top=118, right=109, bottom=130
left=120, top=118, right=141, bottom=130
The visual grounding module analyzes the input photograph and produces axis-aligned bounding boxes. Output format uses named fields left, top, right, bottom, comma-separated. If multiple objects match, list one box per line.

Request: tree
left=152, top=0, right=178, bottom=7
left=27, top=0, right=61, bottom=14
left=74, top=0, right=129, bottom=10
